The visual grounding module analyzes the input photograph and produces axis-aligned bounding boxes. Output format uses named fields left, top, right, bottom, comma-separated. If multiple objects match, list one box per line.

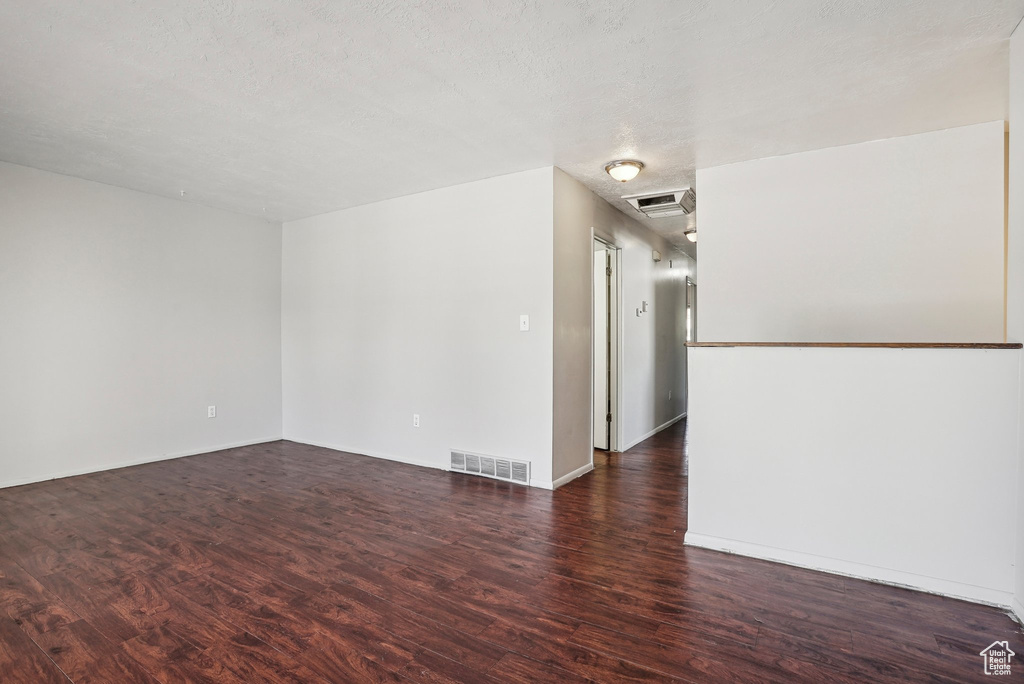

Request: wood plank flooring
left=1, top=420, right=1022, bottom=682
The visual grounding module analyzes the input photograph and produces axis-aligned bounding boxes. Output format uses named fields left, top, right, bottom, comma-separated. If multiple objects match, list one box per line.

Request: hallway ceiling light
left=605, top=160, right=644, bottom=182
left=685, top=229, right=697, bottom=243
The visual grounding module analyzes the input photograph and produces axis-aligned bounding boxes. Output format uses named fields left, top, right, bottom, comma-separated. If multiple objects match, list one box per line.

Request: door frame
left=684, top=276, right=697, bottom=416
left=592, top=232, right=623, bottom=453
left=685, top=276, right=697, bottom=344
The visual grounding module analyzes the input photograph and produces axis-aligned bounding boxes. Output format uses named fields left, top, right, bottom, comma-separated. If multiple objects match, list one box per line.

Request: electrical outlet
left=207, top=405, right=216, bottom=418
left=413, top=413, right=420, bottom=428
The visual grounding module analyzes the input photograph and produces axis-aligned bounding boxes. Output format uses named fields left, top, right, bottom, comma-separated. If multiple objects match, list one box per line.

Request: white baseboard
left=0, top=436, right=282, bottom=490
left=684, top=532, right=1014, bottom=609
left=1012, top=596, right=1024, bottom=625
left=288, top=437, right=563, bottom=490
left=549, top=462, right=594, bottom=490
left=283, top=437, right=444, bottom=473
left=622, top=413, right=686, bottom=452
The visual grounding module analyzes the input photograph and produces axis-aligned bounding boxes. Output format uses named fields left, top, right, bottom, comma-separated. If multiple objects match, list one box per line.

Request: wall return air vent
left=450, top=450, right=530, bottom=485
left=622, top=187, right=695, bottom=219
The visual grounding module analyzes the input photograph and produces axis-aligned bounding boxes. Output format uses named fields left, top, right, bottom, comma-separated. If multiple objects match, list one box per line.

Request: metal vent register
left=450, top=451, right=529, bottom=485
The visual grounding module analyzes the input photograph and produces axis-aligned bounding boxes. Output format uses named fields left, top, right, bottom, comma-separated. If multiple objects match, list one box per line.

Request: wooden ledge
left=687, top=342, right=1023, bottom=349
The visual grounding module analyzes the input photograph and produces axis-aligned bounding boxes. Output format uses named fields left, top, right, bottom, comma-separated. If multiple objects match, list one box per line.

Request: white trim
left=622, top=413, right=686, bottom=452
left=591, top=232, right=623, bottom=453
left=684, top=532, right=1014, bottom=608
left=1012, top=596, right=1024, bottom=625
left=0, top=437, right=282, bottom=490
left=606, top=244, right=622, bottom=448
left=289, top=438, right=559, bottom=491
left=284, top=437, right=444, bottom=473
left=550, top=462, right=595, bottom=490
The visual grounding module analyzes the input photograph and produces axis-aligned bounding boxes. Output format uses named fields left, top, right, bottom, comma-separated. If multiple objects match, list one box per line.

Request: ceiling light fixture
left=605, top=159, right=644, bottom=182
left=684, top=229, right=697, bottom=243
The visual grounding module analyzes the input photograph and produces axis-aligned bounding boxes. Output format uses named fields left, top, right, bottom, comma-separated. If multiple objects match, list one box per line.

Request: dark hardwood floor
left=1, top=420, right=1021, bottom=682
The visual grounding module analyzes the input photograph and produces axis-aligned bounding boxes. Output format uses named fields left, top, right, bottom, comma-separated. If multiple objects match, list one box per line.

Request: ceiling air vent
left=450, top=450, right=530, bottom=486
left=622, top=188, right=695, bottom=219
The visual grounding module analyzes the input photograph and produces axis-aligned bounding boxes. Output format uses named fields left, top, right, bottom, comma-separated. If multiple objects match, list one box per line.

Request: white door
left=593, top=246, right=609, bottom=450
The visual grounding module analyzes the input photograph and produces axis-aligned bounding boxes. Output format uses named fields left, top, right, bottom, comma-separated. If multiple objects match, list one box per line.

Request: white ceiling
left=1, top=1, right=1022, bottom=254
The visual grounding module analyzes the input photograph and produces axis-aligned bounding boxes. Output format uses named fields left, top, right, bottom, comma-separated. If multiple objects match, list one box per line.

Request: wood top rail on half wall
left=686, top=342, right=1023, bottom=349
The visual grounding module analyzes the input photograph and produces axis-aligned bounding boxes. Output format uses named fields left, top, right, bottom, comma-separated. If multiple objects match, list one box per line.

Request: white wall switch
left=642, top=300, right=649, bottom=312
left=519, top=314, right=530, bottom=331
left=668, top=390, right=672, bottom=400
left=413, top=413, right=420, bottom=428
left=207, top=405, right=216, bottom=418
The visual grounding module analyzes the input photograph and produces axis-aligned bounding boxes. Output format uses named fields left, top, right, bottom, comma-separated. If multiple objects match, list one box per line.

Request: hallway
left=0, top=422, right=1021, bottom=682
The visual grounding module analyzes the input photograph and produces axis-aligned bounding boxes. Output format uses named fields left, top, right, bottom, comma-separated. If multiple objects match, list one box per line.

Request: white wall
left=553, top=169, right=692, bottom=483
left=697, top=121, right=1005, bottom=343
left=1006, top=24, right=1024, bottom=624
left=0, top=162, right=283, bottom=487
left=283, top=167, right=687, bottom=489
left=688, top=123, right=1021, bottom=607
left=282, top=169, right=556, bottom=485
left=3, top=162, right=680, bottom=492
left=687, top=347, right=1019, bottom=605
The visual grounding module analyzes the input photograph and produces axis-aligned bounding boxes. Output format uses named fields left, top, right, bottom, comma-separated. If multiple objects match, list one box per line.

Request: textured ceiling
left=1, top=1, right=1022, bottom=253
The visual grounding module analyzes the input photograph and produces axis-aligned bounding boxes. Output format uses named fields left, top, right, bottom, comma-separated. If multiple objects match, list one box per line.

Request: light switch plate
left=519, top=315, right=530, bottom=331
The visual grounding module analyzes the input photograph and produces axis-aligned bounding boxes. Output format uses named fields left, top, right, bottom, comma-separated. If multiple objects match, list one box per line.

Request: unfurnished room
left=2, top=1, right=1024, bottom=682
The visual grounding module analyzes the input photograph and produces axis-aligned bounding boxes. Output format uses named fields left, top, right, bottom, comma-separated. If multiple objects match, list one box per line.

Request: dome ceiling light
left=604, top=159, right=644, bottom=182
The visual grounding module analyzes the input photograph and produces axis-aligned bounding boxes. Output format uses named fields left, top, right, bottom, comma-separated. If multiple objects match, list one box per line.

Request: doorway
left=593, top=237, right=621, bottom=452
